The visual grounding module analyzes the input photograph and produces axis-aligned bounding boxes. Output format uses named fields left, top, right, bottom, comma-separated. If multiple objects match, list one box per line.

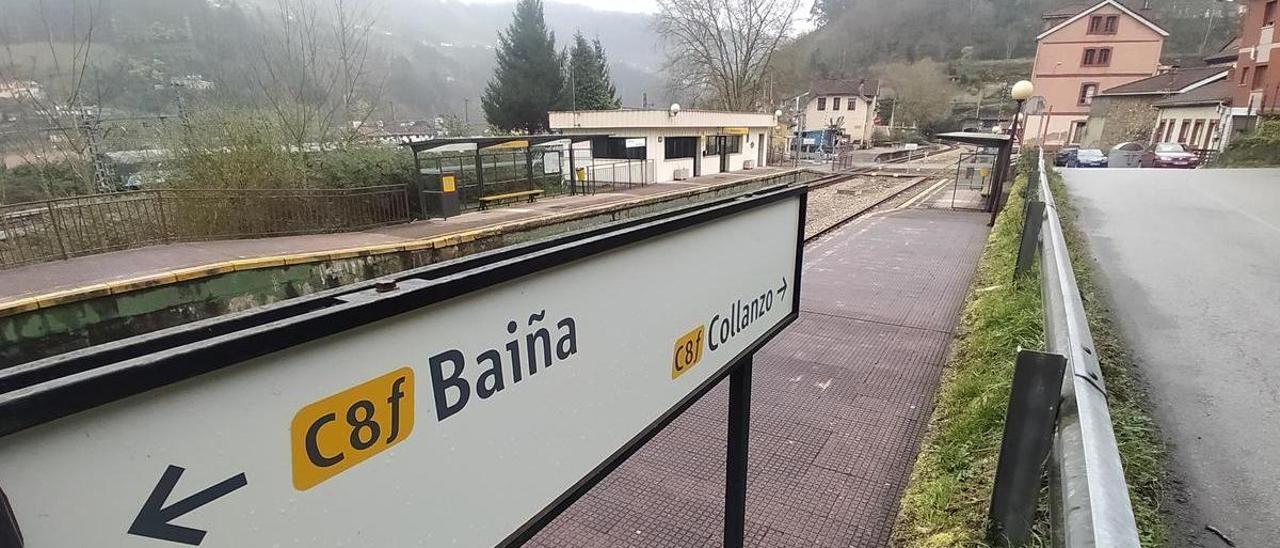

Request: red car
left=1139, top=143, right=1200, bottom=169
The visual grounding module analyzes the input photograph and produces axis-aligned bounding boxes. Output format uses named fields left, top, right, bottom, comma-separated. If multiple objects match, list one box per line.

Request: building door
left=718, top=136, right=729, bottom=173
left=693, top=138, right=702, bottom=177
left=757, top=133, right=766, bottom=167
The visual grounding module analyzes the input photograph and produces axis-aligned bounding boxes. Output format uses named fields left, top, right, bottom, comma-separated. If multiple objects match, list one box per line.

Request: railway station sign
left=0, top=186, right=806, bottom=547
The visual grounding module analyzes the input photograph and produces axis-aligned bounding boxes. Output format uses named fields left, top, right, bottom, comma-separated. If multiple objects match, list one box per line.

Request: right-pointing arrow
left=128, top=465, right=248, bottom=546
left=778, top=276, right=789, bottom=298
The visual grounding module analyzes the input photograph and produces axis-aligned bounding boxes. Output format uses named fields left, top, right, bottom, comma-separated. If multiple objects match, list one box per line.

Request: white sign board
left=0, top=192, right=804, bottom=547
left=624, top=138, right=646, bottom=149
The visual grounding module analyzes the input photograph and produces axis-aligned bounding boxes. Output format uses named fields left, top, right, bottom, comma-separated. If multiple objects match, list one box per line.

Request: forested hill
left=0, top=0, right=661, bottom=119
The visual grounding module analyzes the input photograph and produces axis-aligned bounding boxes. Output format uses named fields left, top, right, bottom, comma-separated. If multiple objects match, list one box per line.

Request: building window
left=1165, top=120, right=1176, bottom=142
left=1069, top=121, right=1087, bottom=144
left=817, top=97, right=827, bottom=111
left=591, top=137, right=646, bottom=160
left=1078, top=83, right=1099, bottom=106
left=1154, top=120, right=1166, bottom=143
left=664, top=137, right=698, bottom=159
left=1253, top=65, right=1268, bottom=90
left=1207, top=120, right=1220, bottom=147
left=1240, top=66, right=1251, bottom=85
left=832, top=97, right=842, bottom=111
left=1088, top=14, right=1118, bottom=34
left=1265, top=1, right=1277, bottom=26
left=1189, top=120, right=1205, bottom=148
left=1177, top=119, right=1191, bottom=143
left=1082, top=47, right=1112, bottom=66
left=726, top=135, right=742, bottom=154
left=848, top=98, right=856, bottom=111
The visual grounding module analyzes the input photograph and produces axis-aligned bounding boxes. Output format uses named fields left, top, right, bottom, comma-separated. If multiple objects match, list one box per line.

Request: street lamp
left=1009, top=80, right=1035, bottom=143
left=985, top=80, right=1035, bottom=227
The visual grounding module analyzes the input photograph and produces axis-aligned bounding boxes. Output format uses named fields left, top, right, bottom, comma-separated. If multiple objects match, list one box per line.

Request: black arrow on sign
left=778, top=276, right=789, bottom=298
left=128, top=465, right=247, bottom=546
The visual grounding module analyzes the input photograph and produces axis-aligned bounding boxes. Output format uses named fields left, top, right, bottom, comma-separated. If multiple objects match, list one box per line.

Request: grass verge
left=890, top=153, right=1169, bottom=547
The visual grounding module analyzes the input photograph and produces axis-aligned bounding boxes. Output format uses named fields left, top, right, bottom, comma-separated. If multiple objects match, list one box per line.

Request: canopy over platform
left=401, top=134, right=610, bottom=154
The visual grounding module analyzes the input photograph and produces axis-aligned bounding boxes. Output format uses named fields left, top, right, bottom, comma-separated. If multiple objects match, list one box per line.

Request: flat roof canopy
left=401, top=134, right=609, bottom=154
left=935, top=132, right=1013, bottom=148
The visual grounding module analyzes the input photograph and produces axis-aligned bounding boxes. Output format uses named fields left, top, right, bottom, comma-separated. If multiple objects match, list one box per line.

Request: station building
left=548, top=108, right=778, bottom=184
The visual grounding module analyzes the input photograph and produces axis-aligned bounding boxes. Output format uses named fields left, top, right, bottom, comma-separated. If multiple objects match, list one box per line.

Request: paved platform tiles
left=0, top=167, right=793, bottom=304
left=530, top=206, right=991, bottom=547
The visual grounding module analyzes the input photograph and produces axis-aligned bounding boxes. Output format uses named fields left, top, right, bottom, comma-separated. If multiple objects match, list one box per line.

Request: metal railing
left=1036, top=151, right=1139, bottom=547
left=0, top=186, right=410, bottom=269
left=988, top=150, right=1139, bottom=547
left=570, top=158, right=654, bottom=195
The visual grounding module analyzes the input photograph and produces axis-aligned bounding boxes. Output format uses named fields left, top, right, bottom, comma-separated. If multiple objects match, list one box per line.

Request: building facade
left=549, top=109, right=776, bottom=183
left=1152, top=79, right=1234, bottom=151
left=802, top=80, right=879, bottom=147
left=1080, top=66, right=1228, bottom=149
left=1231, top=0, right=1279, bottom=116
left=1023, top=0, right=1167, bottom=148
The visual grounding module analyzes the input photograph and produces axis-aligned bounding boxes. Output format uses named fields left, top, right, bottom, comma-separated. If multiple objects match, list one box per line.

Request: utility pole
left=79, top=112, right=115, bottom=193
left=464, top=98, right=470, bottom=128
left=171, top=83, right=192, bottom=136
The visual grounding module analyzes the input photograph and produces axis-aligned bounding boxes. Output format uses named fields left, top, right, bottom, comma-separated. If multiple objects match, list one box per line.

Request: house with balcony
left=1022, top=0, right=1167, bottom=148
left=1229, top=0, right=1279, bottom=131
left=801, top=79, right=880, bottom=148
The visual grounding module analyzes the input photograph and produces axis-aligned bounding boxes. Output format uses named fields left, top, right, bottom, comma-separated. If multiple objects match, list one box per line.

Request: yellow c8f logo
left=672, top=326, right=705, bottom=380
left=290, top=368, right=414, bottom=491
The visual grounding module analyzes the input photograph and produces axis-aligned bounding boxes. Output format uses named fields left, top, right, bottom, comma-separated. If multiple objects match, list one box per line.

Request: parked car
left=1069, top=149, right=1108, bottom=168
left=1140, top=143, right=1200, bottom=169
left=1054, top=146, right=1079, bottom=167
left=1108, top=142, right=1146, bottom=168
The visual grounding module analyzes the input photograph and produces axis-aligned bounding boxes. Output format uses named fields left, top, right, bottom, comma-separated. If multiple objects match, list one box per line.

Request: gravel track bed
left=804, top=176, right=927, bottom=238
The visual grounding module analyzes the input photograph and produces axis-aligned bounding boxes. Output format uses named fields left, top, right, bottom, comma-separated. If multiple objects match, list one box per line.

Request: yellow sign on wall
left=291, top=367, right=415, bottom=490
left=441, top=174, right=457, bottom=193
left=722, top=127, right=749, bottom=135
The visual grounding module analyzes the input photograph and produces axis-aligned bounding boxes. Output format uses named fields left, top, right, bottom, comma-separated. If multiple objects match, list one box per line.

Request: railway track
left=798, top=163, right=951, bottom=242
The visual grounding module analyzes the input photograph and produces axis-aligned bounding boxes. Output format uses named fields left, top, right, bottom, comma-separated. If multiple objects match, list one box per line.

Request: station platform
left=0, top=167, right=796, bottom=307
left=530, top=188, right=991, bottom=546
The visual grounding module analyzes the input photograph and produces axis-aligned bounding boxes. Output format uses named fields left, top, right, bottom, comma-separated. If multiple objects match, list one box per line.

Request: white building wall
left=550, top=110, right=775, bottom=183
left=803, top=95, right=878, bottom=144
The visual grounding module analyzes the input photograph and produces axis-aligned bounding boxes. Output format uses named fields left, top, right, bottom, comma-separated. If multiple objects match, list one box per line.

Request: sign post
left=0, top=186, right=806, bottom=547
left=723, top=356, right=753, bottom=548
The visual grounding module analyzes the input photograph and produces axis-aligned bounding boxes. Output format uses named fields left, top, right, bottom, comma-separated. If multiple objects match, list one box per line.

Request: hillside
left=0, top=0, right=663, bottom=121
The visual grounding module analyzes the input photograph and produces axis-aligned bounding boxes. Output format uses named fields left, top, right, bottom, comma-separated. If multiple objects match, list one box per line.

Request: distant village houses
left=804, top=79, right=880, bottom=149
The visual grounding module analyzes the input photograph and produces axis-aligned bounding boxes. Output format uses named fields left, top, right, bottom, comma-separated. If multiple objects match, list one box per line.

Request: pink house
left=1022, top=0, right=1168, bottom=147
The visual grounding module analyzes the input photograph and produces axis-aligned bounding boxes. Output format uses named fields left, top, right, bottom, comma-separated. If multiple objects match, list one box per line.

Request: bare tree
left=251, top=0, right=385, bottom=153
left=654, top=0, right=802, bottom=111
left=0, top=0, right=103, bottom=195
left=875, top=59, right=958, bottom=133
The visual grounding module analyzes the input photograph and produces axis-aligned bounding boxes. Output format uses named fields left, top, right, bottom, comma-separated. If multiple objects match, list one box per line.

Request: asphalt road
left=1063, top=167, right=1280, bottom=546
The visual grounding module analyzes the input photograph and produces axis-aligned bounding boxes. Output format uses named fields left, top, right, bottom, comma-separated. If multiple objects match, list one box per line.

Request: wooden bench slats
left=479, top=189, right=544, bottom=202
left=478, top=189, right=544, bottom=210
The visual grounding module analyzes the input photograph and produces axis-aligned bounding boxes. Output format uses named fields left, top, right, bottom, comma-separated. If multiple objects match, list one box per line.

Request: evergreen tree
left=482, top=0, right=564, bottom=133
left=562, top=32, right=622, bottom=111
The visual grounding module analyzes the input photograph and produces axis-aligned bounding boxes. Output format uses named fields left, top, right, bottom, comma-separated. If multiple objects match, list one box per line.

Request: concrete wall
left=1081, top=95, right=1159, bottom=149
left=1025, top=2, right=1164, bottom=146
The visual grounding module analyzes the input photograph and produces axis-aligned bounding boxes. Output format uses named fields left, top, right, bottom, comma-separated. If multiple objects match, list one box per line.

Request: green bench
left=478, top=189, right=545, bottom=210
